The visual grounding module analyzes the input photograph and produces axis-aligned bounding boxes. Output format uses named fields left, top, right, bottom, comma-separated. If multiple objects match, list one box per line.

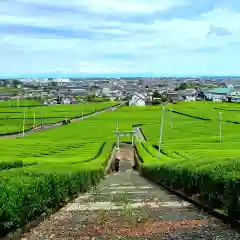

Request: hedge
left=0, top=141, right=114, bottom=236
left=135, top=140, right=240, bottom=222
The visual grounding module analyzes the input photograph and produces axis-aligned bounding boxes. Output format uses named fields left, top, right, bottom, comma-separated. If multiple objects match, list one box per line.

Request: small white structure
left=61, top=98, right=71, bottom=104
left=49, top=100, right=58, bottom=105
left=129, top=93, right=147, bottom=106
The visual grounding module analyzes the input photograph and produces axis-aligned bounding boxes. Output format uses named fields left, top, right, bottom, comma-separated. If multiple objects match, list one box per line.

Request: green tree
left=175, top=83, right=189, bottom=91
left=12, top=79, right=22, bottom=88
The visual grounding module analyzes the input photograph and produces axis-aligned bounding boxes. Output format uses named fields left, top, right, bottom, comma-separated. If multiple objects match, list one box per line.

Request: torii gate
left=114, top=130, right=136, bottom=150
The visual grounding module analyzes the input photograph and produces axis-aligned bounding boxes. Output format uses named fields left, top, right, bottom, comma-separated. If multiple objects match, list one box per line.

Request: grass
left=89, top=180, right=152, bottom=239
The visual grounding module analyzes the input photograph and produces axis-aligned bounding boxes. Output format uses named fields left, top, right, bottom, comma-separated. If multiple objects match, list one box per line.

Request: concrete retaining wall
left=133, top=147, right=141, bottom=171
left=104, top=147, right=117, bottom=175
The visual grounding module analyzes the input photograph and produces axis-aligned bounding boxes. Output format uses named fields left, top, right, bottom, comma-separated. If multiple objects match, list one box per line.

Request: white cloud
left=14, top=0, right=190, bottom=14
left=1, top=1, right=240, bottom=75
left=201, top=8, right=240, bottom=32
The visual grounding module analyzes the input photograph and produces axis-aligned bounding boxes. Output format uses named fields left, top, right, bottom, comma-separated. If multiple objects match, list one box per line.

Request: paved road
left=22, top=147, right=240, bottom=240
left=0, top=104, right=122, bottom=139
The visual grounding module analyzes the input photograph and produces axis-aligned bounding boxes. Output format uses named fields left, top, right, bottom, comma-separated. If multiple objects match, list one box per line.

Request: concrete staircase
left=21, top=144, right=240, bottom=239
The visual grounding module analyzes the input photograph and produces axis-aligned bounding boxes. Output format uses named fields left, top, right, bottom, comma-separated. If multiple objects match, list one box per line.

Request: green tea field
left=0, top=104, right=120, bottom=235
left=0, top=100, right=116, bottom=135
left=134, top=102, right=240, bottom=221
left=1, top=101, right=240, bottom=235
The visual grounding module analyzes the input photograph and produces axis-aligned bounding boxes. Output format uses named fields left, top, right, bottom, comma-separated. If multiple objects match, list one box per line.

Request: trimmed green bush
left=0, top=141, right=113, bottom=236
left=135, top=139, right=240, bottom=221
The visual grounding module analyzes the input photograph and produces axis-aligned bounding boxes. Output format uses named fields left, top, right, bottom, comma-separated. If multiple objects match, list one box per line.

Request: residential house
left=71, top=88, right=90, bottom=97
left=178, top=89, right=197, bottom=102
left=129, top=92, right=147, bottom=106
left=166, top=90, right=183, bottom=102
left=102, top=87, right=111, bottom=96
left=229, top=85, right=240, bottom=102
left=44, top=99, right=58, bottom=105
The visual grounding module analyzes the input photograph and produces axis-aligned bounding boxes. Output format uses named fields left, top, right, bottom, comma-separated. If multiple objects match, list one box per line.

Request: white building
left=129, top=93, right=147, bottom=106
left=229, top=85, right=240, bottom=102
left=203, top=87, right=233, bottom=102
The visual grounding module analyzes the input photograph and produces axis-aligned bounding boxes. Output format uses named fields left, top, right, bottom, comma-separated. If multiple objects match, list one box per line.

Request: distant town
left=1, top=76, right=240, bottom=106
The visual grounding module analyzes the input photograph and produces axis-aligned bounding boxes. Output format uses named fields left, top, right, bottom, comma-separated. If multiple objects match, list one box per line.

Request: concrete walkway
left=22, top=146, right=240, bottom=239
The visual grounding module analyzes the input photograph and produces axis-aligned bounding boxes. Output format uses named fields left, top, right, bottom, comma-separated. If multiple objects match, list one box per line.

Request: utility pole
left=22, top=112, right=26, bottom=136
left=81, top=108, right=83, bottom=120
left=219, top=112, right=222, bottom=142
left=33, top=111, right=36, bottom=128
left=25, top=95, right=27, bottom=109
left=170, top=109, right=173, bottom=130
left=158, top=105, right=165, bottom=160
left=41, top=112, right=43, bottom=128
left=116, top=119, right=120, bottom=150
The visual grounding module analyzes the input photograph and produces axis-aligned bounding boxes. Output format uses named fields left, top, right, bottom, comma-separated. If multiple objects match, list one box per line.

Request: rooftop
left=204, top=87, right=233, bottom=94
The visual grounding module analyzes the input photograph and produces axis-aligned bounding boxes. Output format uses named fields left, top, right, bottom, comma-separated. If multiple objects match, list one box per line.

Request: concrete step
left=22, top=167, right=240, bottom=239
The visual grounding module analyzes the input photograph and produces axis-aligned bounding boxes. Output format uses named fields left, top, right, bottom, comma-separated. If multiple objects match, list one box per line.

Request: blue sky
left=0, top=0, right=240, bottom=77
